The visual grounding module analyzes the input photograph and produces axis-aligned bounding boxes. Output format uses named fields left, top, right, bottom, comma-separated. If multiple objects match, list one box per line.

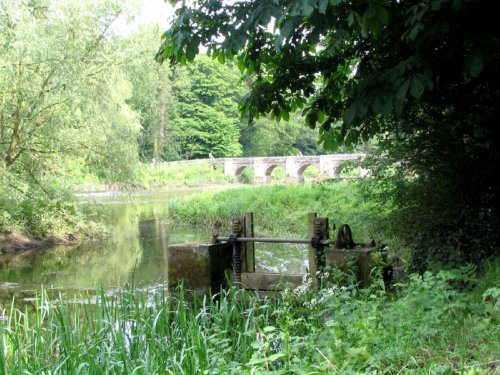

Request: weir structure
left=167, top=212, right=377, bottom=292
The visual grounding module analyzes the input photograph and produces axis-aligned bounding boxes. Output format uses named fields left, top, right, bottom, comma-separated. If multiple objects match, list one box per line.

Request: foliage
left=239, top=166, right=254, bottom=184
left=158, top=0, right=500, bottom=268
left=0, top=0, right=143, bottom=239
left=1, top=262, right=498, bottom=373
left=121, top=25, right=177, bottom=162
left=169, top=56, right=244, bottom=159
left=240, top=114, right=322, bottom=157
left=135, top=161, right=233, bottom=188
left=166, top=181, right=390, bottom=244
left=0, top=171, right=101, bottom=242
left=0, top=0, right=141, bottom=180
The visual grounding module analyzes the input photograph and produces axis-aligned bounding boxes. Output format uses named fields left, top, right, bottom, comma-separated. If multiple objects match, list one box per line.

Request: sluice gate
left=168, top=212, right=377, bottom=292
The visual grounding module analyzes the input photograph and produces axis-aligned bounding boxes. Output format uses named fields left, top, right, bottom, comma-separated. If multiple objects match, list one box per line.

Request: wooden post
left=244, top=212, right=255, bottom=273
left=307, top=212, right=318, bottom=285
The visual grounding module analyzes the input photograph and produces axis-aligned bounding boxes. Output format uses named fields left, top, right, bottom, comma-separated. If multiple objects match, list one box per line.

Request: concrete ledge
left=326, top=247, right=374, bottom=286
left=167, top=242, right=232, bottom=290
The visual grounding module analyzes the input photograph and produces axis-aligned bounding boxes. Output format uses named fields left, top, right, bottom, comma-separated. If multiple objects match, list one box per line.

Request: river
left=0, top=189, right=307, bottom=307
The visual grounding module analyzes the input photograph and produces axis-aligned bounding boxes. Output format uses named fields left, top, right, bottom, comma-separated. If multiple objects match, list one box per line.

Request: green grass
left=1, top=261, right=498, bottom=374
left=166, top=181, right=390, bottom=242
left=135, top=161, right=233, bottom=189
left=0, top=173, right=103, bottom=249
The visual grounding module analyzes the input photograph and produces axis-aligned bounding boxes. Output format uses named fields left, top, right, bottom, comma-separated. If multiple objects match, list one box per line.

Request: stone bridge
left=221, top=154, right=366, bottom=183
left=165, top=154, right=367, bottom=183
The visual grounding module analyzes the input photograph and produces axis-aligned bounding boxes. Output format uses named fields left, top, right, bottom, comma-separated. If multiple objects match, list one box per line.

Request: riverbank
left=0, top=230, right=79, bottom=254
left=165, top=180, right=394, bottom=245
left=1, top=259, right=498, bottom=373
left=0, top=196, right=104, bottom=254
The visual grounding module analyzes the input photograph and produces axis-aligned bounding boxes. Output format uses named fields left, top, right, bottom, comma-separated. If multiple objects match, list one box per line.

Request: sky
left=112, top=0, right=175, bottom=36
left=135, top=0, right=174, bottom=29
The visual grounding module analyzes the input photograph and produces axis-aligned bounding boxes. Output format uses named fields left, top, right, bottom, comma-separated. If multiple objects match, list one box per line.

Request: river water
left=0, top=189, right=307, bottom=307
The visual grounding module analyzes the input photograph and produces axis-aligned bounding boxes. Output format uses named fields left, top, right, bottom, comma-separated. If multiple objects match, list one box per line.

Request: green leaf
left=306, top=108, right=319, bottom=129
left=273, top=105, right=281, bottom=120
left=279, top=20, right=295, bottom=40
left=410, top=76, right=424, bottom=98
left=185, top=43, right=198, bottom=62
left=346, top=346, right=370, bottom=361
left=259, top=7, right=272, bottom=26
left=263, top=326, right=276, bottom=333
left=469, top=55, right=483, bottom=77
left=344, top=104, right=357, bottom=124
left=217, top=53, right=226, bottom=64
left=301, top=0, right=314, bottom=17
left=363, top=4, right=389, bottom=38
left=319, top=0, right=329, bottom=14
left=281, top=109, right=290, bottom=121
left=396, top=78, right=411, bottom=100
left=266, top=352, right=286, bottom=362
left=250, top=341, right=261, bottom=349
left=318, top=111, right=325, bottom=123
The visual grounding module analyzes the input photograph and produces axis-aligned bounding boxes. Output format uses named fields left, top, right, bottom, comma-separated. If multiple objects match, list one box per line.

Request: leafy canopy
left=157, top=0, right=498, bottom=149
left=158, top=0, right=500, bottom=266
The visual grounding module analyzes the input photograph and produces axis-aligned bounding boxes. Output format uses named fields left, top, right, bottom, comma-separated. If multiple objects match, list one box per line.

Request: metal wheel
left=336, top=224, right=355, bottom=249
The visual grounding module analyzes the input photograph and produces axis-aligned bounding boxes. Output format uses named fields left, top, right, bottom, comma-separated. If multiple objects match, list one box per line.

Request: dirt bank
left=0, top=231, right=79, bottom=254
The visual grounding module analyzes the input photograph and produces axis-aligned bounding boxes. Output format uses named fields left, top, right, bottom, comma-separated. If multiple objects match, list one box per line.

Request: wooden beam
left=244, top=212, right=255, bottom=273
left=307, top=213, right=317, bottom=285
left=240, top=272, right=304, bottom=291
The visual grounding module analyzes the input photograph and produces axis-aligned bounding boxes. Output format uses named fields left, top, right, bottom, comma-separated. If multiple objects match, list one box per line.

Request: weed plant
left=0, top=261, right=498, bottom=374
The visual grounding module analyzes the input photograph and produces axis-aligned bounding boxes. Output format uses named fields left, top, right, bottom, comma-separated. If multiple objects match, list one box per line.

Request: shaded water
left=0, top=189, right=307, bottom=307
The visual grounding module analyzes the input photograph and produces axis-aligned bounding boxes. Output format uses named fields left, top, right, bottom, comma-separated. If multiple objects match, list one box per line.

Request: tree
left=158, top=0, right=500, bottom=266
left=240, top=114, right=322, bottom=157
left=0, top=0, right=140, bottom=182
left=170, top=55, right=244, bottom=159
left=121, top=25, right=177, bottom=162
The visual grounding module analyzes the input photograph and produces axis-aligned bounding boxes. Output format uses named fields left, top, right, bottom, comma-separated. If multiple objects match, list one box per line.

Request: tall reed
left=1, top=264, right=498, bottom=374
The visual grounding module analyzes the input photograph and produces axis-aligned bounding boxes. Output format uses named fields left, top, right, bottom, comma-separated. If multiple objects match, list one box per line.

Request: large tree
left=170, top=55, right=244, bottom=159
left=158, top=0, right=500, bottom=267
left=0, top=0, right=140, bottom=182
left=121, top=25, right=177, bottom=162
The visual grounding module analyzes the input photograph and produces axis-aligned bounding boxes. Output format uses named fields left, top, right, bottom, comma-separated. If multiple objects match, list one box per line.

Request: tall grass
left=1, top=262, right=498, bottom=374
left=167, top=181, right=389, bottom=241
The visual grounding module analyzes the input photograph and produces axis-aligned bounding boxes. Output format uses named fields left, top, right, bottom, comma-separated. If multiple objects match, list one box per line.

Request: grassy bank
left=1, top=261, right=498, bottom=373
left=0, top=177, right=103, bottom=252
left=73, top=162, right=233, bottom=192
left=167, top=181, right=393, bottom=246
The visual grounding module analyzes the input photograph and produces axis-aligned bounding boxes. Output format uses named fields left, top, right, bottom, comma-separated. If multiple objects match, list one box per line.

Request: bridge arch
left=264, top=164, right=281, bottom=183
left=296, top=163, right=319, bottom=183
left=333, top=162, right=344, bottom=177
left=235, top=165, right=254, bottom=183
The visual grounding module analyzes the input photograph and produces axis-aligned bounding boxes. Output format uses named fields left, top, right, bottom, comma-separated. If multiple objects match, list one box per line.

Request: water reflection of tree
left=0, top=203, right=146, bottom=288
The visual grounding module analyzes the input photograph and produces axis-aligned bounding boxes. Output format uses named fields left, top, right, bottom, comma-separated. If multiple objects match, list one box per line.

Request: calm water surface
left=0, top=189, right=307, bottom=306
